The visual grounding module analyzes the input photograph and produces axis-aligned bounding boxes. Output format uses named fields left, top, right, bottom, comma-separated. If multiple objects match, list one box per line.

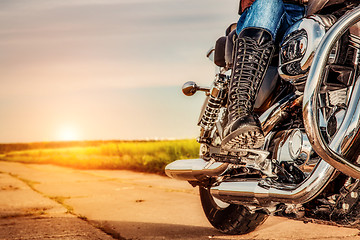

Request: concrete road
left=0, top=161, right=359, bottom=240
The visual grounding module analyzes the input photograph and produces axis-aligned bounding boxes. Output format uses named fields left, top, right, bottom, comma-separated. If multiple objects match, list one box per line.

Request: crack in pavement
left=4, top=171, right=122, bottom=240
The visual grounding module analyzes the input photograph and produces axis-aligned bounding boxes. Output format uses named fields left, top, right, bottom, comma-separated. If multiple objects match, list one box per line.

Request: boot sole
left=221, top=125, right=265, bottom=151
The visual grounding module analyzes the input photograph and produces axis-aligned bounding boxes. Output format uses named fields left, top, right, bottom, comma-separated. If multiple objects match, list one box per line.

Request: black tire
left=199, top=186, right=268, bottom=235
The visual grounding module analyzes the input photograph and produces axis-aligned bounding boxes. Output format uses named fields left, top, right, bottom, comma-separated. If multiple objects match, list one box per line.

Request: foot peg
left=213, top=149, right=275, bottom=177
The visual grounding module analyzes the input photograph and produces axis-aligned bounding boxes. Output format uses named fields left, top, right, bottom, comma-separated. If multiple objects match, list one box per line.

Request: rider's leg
left=222, top=0, right=304, bottom=150
left=237, top=1, right=305, bottom=40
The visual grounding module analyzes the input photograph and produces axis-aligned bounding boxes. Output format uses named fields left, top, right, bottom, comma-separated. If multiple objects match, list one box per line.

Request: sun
left=57, top=125, right=80, bottom=141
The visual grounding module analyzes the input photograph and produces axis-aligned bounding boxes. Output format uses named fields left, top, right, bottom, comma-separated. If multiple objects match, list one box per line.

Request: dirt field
left=0, top=161, right=359, bottom=240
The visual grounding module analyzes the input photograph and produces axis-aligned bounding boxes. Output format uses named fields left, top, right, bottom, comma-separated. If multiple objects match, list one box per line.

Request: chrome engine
left=272, top=128, right=315, bottom=173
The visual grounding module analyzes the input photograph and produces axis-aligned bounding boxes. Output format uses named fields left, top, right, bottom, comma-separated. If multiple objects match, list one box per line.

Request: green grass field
left=0, top=139, right=200, bottom=174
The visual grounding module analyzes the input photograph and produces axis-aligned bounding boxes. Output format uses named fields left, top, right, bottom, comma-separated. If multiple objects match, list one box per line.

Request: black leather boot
left=222, top=28, right=275, bottom=151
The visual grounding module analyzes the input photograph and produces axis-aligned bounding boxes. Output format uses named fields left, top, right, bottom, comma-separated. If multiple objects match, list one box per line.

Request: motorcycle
left=165, top=1, right=360, bottom=235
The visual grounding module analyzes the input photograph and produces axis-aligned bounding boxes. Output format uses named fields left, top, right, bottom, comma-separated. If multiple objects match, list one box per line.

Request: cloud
left=0, top=0, right=239, bottom=141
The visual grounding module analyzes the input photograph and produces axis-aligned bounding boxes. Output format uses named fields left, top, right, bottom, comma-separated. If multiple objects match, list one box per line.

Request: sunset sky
left=0, top=0, right=238, bottom=143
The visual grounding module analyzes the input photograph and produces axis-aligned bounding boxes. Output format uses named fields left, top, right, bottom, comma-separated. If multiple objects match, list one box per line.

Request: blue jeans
left=237, top=0, right=305, bottom=42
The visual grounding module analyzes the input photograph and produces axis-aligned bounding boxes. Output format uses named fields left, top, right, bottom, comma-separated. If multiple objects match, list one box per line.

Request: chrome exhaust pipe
left=211, top=160, right=336, bottom=205
left=165, top=159, right=228, bottom=181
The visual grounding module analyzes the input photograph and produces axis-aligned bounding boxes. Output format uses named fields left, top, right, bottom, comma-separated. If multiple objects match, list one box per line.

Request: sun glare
left=57, top=125, right=80, bottom=141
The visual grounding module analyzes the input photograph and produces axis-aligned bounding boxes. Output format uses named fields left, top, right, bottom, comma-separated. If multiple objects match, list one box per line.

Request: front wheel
left=199, top=186, right=268, bottom=235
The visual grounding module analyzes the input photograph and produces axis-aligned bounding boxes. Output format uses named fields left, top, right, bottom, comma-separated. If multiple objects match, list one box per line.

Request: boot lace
left=228, top=36, right=274, bottom=120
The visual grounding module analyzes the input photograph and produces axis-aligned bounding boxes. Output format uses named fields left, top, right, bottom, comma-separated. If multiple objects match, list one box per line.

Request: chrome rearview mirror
left=206, top=47, right=215, bottom=62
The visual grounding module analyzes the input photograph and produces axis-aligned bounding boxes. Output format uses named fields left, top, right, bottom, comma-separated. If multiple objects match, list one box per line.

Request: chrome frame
left=303, top=5, right=360, bottom=179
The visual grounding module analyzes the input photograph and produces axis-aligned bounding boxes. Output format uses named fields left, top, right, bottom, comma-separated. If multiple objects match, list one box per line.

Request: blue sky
left=0, top=0, right=238, bottom=142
